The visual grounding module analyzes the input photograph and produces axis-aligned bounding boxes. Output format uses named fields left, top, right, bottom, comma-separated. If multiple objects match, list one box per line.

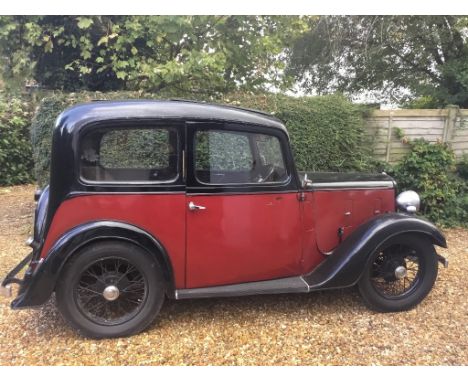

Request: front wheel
left=56, top=241, right=165, bottom=338
left=358, top=234, right=438, bottom=312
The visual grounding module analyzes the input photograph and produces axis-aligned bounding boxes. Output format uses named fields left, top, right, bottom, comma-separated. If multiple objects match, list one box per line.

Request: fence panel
left=365, top=108, right=468, bottom=164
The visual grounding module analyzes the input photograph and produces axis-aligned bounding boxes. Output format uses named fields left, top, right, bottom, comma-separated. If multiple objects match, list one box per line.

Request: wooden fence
left=365, top=106, right=468, bottom=164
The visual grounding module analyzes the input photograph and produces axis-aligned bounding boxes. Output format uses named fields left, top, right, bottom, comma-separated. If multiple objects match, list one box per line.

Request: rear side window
left=80, top=126, right=179, bottom=183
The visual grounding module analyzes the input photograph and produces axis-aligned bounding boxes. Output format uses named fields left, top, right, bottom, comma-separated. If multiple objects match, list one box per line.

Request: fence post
left=442, top=105, right=459, bottom=144
left=385, top=112, right=394, bottom=162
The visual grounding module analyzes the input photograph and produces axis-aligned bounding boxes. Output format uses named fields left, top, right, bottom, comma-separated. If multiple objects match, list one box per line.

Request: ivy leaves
left=76, top=17, right=94, bottom=30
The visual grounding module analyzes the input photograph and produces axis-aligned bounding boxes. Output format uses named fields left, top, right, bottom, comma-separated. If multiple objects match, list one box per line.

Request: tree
left=0, top=16, right=307, bottom=95
left=287, top=16, right=468, bottom=107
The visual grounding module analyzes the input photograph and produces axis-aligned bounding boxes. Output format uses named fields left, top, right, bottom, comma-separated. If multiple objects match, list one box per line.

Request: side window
left=196, top=130, right=253, bottom=171
left=80, top=126, right=178, bottom=183
left=255, top=134, right=285, bottom=169
left=194, top=129, right=288, bottom=185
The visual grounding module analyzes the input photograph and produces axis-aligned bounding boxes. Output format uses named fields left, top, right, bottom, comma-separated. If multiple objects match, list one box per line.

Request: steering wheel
left=256, top=164, right=276, bottom=183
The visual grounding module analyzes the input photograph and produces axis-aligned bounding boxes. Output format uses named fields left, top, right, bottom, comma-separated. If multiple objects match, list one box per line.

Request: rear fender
left=304, top=213, right=446, bottom=290
left=11, top=221, right=174, bottom=308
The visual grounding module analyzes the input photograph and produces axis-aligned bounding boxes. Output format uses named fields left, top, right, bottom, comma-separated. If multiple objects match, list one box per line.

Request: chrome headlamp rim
left=396, top=190, right=420, bottom=214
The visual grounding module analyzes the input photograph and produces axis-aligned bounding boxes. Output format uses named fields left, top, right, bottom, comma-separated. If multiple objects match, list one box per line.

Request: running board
left=175, top=251, right=349, bottom=300
left=175, top=276, right=309, bottom=299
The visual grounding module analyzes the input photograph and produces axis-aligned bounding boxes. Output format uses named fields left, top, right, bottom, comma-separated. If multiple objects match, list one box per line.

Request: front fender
left=11, top=221, right=174, bottom=308
left=304, top=213, right=446, bottom=291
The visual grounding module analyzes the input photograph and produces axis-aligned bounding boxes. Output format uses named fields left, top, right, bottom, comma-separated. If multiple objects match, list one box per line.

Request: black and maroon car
left=1, top=100, right=448, bottom=338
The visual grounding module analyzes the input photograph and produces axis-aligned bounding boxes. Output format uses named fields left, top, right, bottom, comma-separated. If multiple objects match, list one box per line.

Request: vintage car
left=1, top=100, right=448, bottom=338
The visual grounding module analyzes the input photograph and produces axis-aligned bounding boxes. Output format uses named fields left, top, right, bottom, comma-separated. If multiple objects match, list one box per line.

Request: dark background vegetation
left=0, top=16, right=467, bottom=226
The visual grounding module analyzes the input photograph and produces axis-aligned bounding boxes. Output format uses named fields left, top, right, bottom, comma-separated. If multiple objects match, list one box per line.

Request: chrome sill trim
left=311, top=181, right=395, bottom=190
left=175, top=276, right=309, bottom=299
left=186, top=189, right=297, bottom=196
left=193, top=174, right=292, bottom=188
left=67, top=191, right=186, bottom=198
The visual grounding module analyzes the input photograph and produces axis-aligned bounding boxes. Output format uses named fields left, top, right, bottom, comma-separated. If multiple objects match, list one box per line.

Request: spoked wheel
left=370, top=244, right=421, bottom=298
left=358, top=234, right=438, bottom=312
left=75, top=257, right=148, bottom=326
left=56, top=241, right=165, bottom=338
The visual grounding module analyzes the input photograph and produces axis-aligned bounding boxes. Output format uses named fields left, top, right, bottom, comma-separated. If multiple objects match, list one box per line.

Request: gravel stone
left=0, top=184, right=467, bottom=365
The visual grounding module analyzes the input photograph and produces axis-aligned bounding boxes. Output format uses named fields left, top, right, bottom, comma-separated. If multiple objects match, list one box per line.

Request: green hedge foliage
left=30, top=91, right=377, bottom=186
left=391, top=139, right=467, bottom=227
left=0, top=93, right=34, bottom=185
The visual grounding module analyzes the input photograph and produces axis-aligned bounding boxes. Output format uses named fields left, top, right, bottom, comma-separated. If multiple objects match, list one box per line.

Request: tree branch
left=388, top=45, right=441, bottom=83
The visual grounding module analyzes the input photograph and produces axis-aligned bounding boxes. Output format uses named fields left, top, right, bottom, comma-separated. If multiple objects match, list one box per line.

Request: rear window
left=80, top=126, right=179, bottom=183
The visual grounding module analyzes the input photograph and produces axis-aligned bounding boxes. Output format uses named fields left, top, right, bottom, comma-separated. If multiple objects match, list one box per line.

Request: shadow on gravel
left=29, top=287, right=364, bottom=337
left=164, top=287, right=360, bottom=313
left=151, top=287, right=365, bottom=330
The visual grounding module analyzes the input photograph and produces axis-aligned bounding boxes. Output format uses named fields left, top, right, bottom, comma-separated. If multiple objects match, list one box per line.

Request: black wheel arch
left=304, top=213, right=446, bottom=291
left=12, top=221, right=176, bottom=308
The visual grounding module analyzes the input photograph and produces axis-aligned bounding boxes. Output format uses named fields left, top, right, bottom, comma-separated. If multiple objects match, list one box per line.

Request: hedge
left=0, top=93, right=35, bottom=186
left=30, top=91, right=377, bottom=186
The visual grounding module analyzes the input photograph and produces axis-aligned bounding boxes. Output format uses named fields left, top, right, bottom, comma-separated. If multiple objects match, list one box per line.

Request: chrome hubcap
left=394, top=265, right=407, bottom=280
left=103, top=285, right=120, bottom=301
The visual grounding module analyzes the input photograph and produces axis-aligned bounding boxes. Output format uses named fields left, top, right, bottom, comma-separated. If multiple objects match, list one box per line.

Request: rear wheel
left=56, top=241, right=165, bottom=338
left=358, top=234, right=438, bottom=312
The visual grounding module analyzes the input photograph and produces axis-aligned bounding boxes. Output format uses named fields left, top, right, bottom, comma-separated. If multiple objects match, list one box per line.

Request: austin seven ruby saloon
left=1, top=100, right=448, bottom=338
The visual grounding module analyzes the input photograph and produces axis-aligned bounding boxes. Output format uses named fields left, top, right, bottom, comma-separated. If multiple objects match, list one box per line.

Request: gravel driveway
left=0, top=185, right=467, bottom=365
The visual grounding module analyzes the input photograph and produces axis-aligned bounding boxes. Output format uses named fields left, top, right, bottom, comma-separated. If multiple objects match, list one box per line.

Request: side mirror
left=302, top=173, right=313, bottom=189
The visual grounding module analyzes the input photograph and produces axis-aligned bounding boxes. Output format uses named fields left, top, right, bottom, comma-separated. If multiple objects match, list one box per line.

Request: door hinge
left=298, top=192, right=306, bottom=202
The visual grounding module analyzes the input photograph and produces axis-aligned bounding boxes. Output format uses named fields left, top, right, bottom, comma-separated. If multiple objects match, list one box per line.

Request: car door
left=185, top=121, right=303, bottom=289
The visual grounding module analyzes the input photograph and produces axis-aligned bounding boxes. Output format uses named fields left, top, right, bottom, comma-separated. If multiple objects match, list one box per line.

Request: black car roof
left=56, top=99, right=288, bottom=134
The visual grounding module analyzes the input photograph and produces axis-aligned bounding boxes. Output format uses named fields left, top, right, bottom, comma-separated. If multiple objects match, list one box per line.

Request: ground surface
left=0, top=184, right=467, bottom=365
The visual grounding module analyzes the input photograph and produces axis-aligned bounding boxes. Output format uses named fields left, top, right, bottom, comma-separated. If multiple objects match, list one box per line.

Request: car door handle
left=188, top=201, right=206, bottom=211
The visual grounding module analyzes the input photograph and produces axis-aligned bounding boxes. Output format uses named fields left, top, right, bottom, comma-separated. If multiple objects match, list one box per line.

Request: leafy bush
left=456, top=154, right=468, bottom=180
left=402, top=95, right=442, bottom=109
left=31, top=91, right=377, bottom=185
left=391, top=139, right=467, bottom=227
left=0, top=93, right=34, bottom=185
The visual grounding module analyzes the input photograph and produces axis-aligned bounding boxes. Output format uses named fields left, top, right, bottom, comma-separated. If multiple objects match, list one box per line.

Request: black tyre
left=56, top=241, right=165, bottom=338
left=358, top=234, right=438, bottom=312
